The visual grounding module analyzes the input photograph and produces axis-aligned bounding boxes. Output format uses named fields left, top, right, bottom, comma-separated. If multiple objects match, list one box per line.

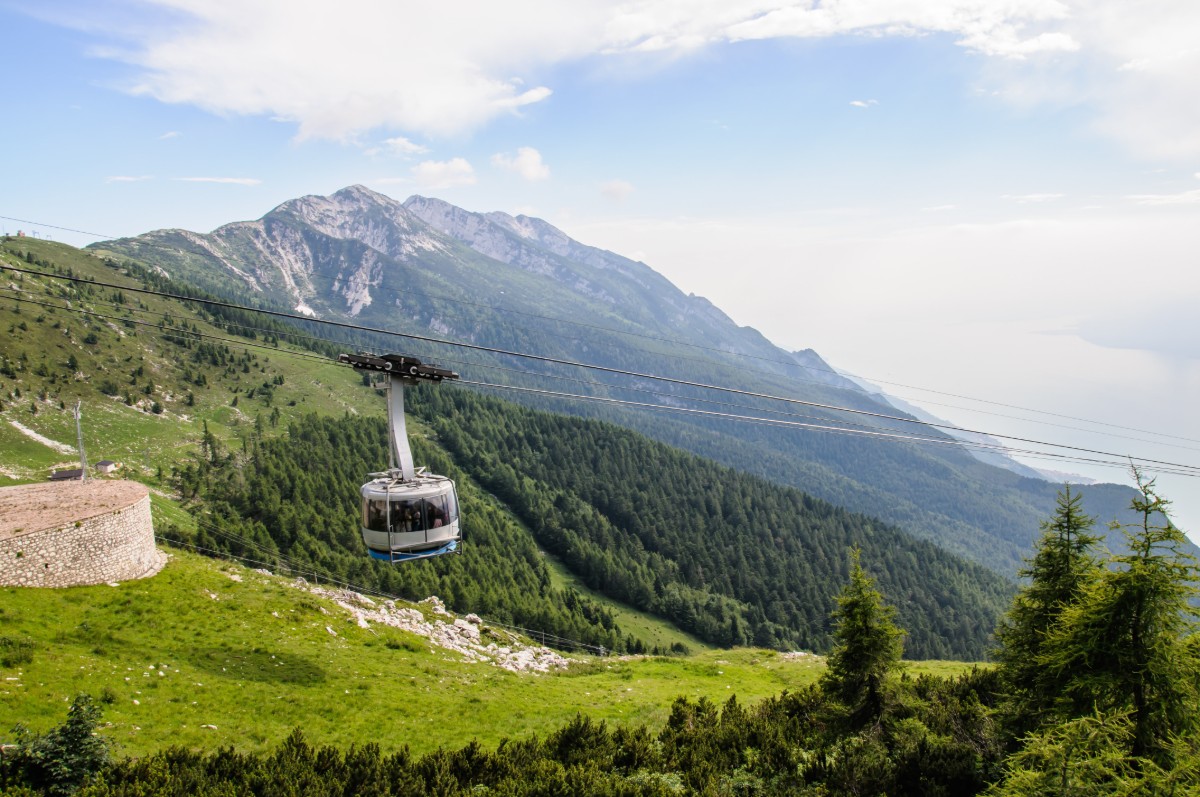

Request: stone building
left=0, top=480, right=165, bottom=588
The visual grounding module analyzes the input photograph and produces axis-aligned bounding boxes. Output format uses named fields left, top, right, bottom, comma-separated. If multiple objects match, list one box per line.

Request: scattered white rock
left=453, top=618, right=481, bottom=642
left=200, top=724, right=218, bottom=730
left=419, top=596, right=452, bottom=616
left=293, top=582, right=574, bottom=673
left=325, top=626, right=338, bottom=637
left=228, top=573, right=243, bottom=582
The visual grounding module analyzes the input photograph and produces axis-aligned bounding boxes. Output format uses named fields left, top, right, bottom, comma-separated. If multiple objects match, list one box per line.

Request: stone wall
left=0, top=487, right=164, bottom=588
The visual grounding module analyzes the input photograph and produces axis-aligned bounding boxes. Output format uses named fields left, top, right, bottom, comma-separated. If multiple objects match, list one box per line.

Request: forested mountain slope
left=177, top=389, right=1011, bottom=660
left=91, top=187, right=1144, bottom=575
left=410, top=387, right=1013, bottom=658
left=1, top=238, right=1006, bottom=659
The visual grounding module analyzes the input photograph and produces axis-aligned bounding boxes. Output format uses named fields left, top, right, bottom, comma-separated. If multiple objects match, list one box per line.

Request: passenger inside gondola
left=366, top=499, right=388, bottom=532
left=390, top=500, right=423, bottom=532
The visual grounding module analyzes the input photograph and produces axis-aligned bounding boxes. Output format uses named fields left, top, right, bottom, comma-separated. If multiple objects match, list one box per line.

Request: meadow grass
left=0, top=549, right=981, bottom=759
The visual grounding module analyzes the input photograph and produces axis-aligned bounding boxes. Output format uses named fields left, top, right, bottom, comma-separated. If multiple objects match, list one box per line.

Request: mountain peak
left=328, top=184, right=404, bottom=210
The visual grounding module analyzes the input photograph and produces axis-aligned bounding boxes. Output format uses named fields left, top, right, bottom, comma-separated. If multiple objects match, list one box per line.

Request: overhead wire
left=1, top=286, right=921, bottom=444
left=7, top=287, right=1199, bottom=481
left=4, top=261, right=1200, bottom=478
left=458, top=379, right=1200, bottom=478
left=5, top=214, right=1197, bottom=447
left=5, top=285, right=1081, bottom=471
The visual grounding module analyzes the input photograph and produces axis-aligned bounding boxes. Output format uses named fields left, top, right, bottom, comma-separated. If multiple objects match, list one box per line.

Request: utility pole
left=73, top=401, right=88, bottom=481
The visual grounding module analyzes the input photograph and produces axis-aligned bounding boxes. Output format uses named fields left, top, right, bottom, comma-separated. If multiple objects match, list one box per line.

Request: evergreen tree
left=994, top=486, right=1101, bottom=737
left=1046, top=470, right=1200, bottom=762
left=820, top=546, right=905, bottom=726
left=4, top=694, right=112, bottom=796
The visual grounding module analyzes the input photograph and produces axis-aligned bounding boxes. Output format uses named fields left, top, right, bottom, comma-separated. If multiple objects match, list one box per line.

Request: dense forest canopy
left=170, top=378, right=1013, bottom=660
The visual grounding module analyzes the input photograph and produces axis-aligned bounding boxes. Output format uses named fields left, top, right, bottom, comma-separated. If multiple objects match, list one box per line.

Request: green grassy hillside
left=0, top=238, right=378, bottom=486
left=0, top=548, right=979, bottom=759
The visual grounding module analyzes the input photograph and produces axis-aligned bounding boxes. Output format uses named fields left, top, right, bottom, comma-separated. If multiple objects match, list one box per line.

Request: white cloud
left=600, top=179, right=635, bottom=201
left=849, top=99, right=878, bottom=108
left=374, top=136, right=430, bottom=157
left=106, top=175, right=153, bottom=182
left=1002, top=193, right=1065, bottom=203
left=492, top=147, right=550, bottom=181
left=173, top=177, right=262, bottom=185
left=158, top=130, right=180, bottom=139
left=1046, top=1, right=1200, bottom=160
left=1127, top=189, right=1200, bottom=206
left=412, top=158, right=476, bottom=189
left=606, top=0, right=1079, bottom=58
left=47, top=1, right=1200, bottom=159
left=96, top=0, right=576, bottom=141
left=70, top=0, right=1083, bottom=142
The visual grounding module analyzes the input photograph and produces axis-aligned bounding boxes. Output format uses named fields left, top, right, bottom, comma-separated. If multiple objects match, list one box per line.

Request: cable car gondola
left=338, top=352, right=461, bottom=562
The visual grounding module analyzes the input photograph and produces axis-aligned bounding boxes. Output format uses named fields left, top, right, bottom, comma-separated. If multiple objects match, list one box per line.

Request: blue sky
left=4, top=0, right=1200, bottom=533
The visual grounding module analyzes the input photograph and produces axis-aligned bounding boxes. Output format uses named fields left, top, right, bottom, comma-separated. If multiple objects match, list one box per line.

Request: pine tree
left=993, top=486, right=1101, bottom=737
left=5, top=694, right=112, bottom=796
left=1046, top=470, right=1200, bottom=762
left=820, top=546, right=905, bottom=725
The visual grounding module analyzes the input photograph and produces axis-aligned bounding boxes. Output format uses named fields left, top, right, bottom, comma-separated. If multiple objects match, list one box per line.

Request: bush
left=0, top=636, right=35, bottom=668
left=2, top=694, right=112, bottom=796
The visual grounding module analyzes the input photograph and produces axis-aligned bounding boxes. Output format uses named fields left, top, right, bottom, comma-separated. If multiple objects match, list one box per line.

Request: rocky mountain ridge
left=92, top=186, right=1143, bottom=575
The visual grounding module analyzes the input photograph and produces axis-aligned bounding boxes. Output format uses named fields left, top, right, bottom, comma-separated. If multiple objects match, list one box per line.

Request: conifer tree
left=993, top=486, right=1101, bottom=737
left=5, top=694, right=112, bottom=796
left=820, top=546, right=905, bottom=725
left=1046, top=470, right=1200, bottom=762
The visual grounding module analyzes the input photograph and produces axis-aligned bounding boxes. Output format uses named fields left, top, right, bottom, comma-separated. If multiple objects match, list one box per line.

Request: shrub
left=2, top=694, right=112, bottom=796
left=0, top=636, right=35, bottom=668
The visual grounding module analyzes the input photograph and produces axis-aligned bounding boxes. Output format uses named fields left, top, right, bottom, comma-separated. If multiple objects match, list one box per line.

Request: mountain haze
left=92, top=187, right=1143, bottom=574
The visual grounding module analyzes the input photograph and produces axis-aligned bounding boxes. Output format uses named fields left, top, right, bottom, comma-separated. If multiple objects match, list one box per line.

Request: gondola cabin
left=338, top=352, right=462, bottom=562
left=361, top=473, right=460, bottom=561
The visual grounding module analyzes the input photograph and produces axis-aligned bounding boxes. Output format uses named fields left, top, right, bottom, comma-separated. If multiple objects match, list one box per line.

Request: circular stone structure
left=0, top=480, right=165, bottom=587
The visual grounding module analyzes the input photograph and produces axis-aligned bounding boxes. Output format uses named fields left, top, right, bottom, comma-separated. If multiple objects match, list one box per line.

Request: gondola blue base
left=367, top=539, right=459, bottom=563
